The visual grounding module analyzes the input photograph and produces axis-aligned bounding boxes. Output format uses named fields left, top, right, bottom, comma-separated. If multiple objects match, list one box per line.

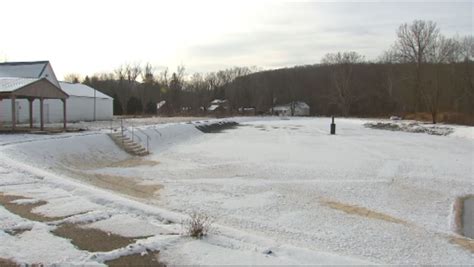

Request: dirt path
left=321, top=199, right=407, bottom=225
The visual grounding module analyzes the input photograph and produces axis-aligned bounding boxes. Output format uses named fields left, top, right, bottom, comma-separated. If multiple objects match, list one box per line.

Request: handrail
left=117, top=118, right=152, bottom=153
left=153, top=126, right=163, bottom=137
left=136, top=127, right=151, bottom=152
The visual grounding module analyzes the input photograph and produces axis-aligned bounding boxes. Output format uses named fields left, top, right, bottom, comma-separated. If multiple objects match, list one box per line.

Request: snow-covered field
left=0, top=117, right=473, bottom=265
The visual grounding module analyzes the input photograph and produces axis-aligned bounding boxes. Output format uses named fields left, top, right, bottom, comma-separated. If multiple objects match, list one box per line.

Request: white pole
left=93, top=88, right=96, bottom=121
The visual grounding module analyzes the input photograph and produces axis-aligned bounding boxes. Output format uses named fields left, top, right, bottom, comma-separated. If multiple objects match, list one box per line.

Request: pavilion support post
left=62, top=99, right=67, bottom=130
left=11, top=96, right=16, bottom=131
left=29, top=98, right=34, bottom=128
left=40, top=97, right=44, bottom=131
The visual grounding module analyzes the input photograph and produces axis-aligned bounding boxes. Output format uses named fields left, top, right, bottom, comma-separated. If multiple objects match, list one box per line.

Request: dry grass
left=52, top=223, right=138, bottom=252
left=68, top=171, right=162, bottom=199
left=183, top=212, right=213, bottom=239
left=0, top=193, right=67, bottom=222
left=321, top=199, right=407, bottom=225
left=4, top=228, right=31, bottom=236
left=106, top=158, right=160, bottom=168
left=450, top=236, right=474, bottom=253
left=61, top=154, right=159, bottom=170
left=104, top=252, right=165, bottom=267
left=0, top=258, right=18, bottom=267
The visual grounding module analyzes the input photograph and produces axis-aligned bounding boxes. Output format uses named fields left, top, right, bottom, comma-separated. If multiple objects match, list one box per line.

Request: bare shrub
left=183, top=212, right=213, bottom=239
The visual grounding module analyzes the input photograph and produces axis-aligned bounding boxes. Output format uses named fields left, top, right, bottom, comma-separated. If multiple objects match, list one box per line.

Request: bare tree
left=394, top=20, right=440, bottom=112
left=455, top=36, right=474, bottom=114
left=458, top=35, right=474, bottom=61
left=176, top=64, right=186, bottom=82
left=422, top=35, right=458, bottom=123
left=321, top=51, right=365, bottom=116
left=124, top=62, right=142, bottom=82
left=114, top=65, right=126, bottom=80
left=158, top=68, right=169, bottom=88
left=378, top=46, right=398, bottom=64
left=141, top=62, right=155, bottom=83
left=63, top=73, right=82, bottom=83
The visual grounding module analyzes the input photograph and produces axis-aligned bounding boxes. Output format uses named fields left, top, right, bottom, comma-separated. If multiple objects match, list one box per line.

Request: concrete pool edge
left=452, top=194, right=474, bottom=239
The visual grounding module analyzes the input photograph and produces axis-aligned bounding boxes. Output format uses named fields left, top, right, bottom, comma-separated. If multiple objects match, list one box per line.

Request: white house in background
left=207, top=99, right=230, bottom=112
left=0, top=61, right=113, bottom=123
left=272, top=101, right=310, bottom=116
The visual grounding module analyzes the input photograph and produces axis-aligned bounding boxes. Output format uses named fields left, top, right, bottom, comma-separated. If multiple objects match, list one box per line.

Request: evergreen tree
left=113, top=93, right=123, bottom=115
left=145, top=102, right=157, bottom=115
left=126, top=96, right=143, bottom=115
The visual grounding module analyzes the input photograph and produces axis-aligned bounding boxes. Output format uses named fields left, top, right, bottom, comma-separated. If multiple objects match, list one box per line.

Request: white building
left=0, top=61, right=113, bottom=124
left=207, top=99, right=229, bottom=112
left=272, top=101, right=310, bottom=116
left=57, top=82, right=113, bottom=122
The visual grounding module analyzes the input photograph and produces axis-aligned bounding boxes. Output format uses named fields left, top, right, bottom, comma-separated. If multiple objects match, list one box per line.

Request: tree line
left=66, top=20, right=473, bottom=124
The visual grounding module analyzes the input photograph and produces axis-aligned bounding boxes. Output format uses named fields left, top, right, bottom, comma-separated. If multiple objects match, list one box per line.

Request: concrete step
left=136, top=150, right=150, bottom=156
left=128, top=143, right=142, bottom=148
left=108, top=133, right=150, bottom=157
left=133, top=147, right=147, bottom=153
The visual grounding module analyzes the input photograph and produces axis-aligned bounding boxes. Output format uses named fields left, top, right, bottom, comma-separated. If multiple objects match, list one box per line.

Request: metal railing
left=116, top=118, right=151, bottom=153
left=136, top=127, right=151, bottom=152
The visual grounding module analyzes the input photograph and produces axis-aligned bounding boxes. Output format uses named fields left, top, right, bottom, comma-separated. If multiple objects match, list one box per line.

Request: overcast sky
left=1, top=0, right=472, bottom=79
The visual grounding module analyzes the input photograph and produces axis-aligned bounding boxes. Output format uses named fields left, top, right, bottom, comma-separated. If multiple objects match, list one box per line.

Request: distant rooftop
left=0, top=77, right=41, bottom=93
left=59, top=82, right=112, bottom=99
left=0, top=61, right=50, bottom=79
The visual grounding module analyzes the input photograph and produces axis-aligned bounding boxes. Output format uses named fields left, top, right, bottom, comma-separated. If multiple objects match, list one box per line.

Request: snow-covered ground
left=0, top=117, right=473, bottom=265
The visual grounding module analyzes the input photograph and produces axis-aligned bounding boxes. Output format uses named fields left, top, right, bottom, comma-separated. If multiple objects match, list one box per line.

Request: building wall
left=272, top=106, right=310, bottom=116
left=0, top=96, right=113, bottom=123
left=41, top=63, right=61, bottom=88
left=294, top=107, right=310, bottom=116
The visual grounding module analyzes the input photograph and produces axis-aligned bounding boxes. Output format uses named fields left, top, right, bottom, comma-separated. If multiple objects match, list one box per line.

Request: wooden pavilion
left=0, top=77, right=68, bottom=131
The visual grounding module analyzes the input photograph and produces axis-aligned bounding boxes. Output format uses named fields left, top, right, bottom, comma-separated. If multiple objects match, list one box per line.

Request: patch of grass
left=67, top=171, right=162, bottom=199
left=195, top=121, right=239, bottom=133
left=450, top=236, right=474, bottom=253
left=52, top=223, right=137, bottom=252
left=106, top=159, right=160, bottom=168
left=364, top=122, right=453, bottom=136
left=4, top=228, right=31, bottom=236
left=321, top=199, right=407, bottom=225
left=0, top=193, right=66, bottom=222
left=104, top=251, right=165, bottom=267
left=0, top=258, right=18, bottom=267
